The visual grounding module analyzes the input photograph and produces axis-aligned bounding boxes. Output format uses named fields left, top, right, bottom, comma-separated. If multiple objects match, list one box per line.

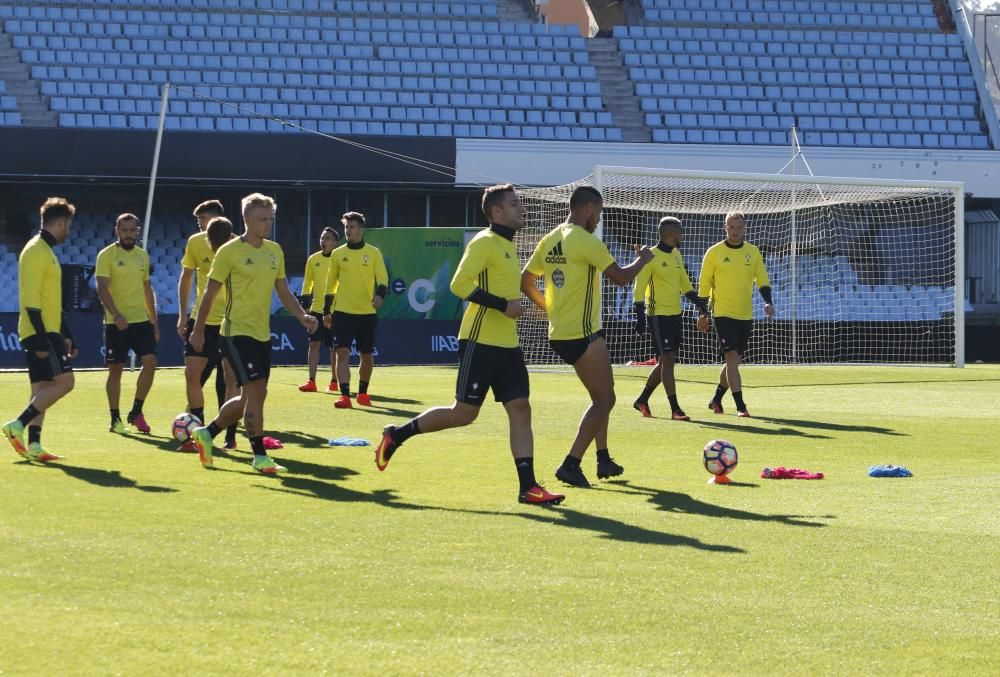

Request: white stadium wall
left=455, top=138, right=1000, bottom=198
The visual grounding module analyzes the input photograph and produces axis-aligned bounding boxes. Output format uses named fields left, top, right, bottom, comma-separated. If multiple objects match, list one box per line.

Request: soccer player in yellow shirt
left=322, top=212, right=388, bottom=409
left=521, top=186, right=653, bottom=488
left=2, top=198, right=77, bottom=462
left=697, top=211, right=774, bottom=417
left=631, top=217, right=709, bottom=420
left=374, top=185, right=564, bottom=505
left=188, top=193, right=317, bottom=474
left=297, top=226, right=340, bottom=393
left=95, top=213, right=159, bottom=434
left=177, top=200, right=239, bottom=450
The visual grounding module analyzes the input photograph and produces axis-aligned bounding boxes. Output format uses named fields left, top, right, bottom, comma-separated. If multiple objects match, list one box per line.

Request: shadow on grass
left=515, top=506, right=745, bottom=552
left=257, top=465, right=745, bottom=551
left=693, top=419, right=832, bottom=439
left=366, top=394, right=422, bottom=405
left=259, top=475, right=428, bottom=511
left=349, top=404, right=423, bottom=418
left=42, top=463, right=177, bottom=493
left=115, top=433, right=185, bottom=453
left=270, top=430, right=332, bottom=448
left=608, top=481, right=833, bottom=528
left=750, top=416, right=905, bottom=436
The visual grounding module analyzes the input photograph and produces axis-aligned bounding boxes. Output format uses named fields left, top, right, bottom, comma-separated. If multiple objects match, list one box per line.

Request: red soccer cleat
left=127, top=412, right=151, bottom=434
left=298, top=379, right=317, bottom=392
left=671, top=410, right=691, bottom=421
left=334, top=395, right=353, bottom=409
left=708, top=401, right=724, bottom=415
left=736, top=409, right=751, bottom=418
left=374, top=425, right=398, bottom=471
left=262, top=436, right=283, bottom=450
left=518, top=484, right=565, bottom=505
left=326, top=382, right=338, bottom=393
left=632, top=400, right=652, bottom=418
left=356, top=393, right=373, bottom=407
left=177, top=440, right=197, bottom=453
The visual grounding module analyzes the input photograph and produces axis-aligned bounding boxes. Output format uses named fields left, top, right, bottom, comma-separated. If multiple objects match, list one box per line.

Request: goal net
left=517, top=166, right=964, bottom=367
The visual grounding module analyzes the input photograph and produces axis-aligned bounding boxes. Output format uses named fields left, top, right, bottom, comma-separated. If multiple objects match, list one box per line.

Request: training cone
left=707, top=474, right=732, bottom=484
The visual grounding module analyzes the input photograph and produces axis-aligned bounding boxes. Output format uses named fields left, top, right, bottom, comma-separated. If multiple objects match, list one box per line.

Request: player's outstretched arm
left=604, top=245, right=654, bottom=287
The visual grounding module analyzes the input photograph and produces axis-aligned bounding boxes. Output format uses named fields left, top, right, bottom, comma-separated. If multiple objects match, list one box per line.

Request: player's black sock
left=206, top=421, right=223, bottom=439
left=28, top=425, right=41, bottom=446
left=339, top=382, right=351, bottom=397
left=514, top=456, right=537, bottom=493
left=668, top=394, right=680, bottom=412
left=392, top=419, right=421, bottom=445
left=596, top=448, right=611, bottom=463
left=562, top=454, right=581, bottom=469
left=712, top=385, right=728, bottom=403
left=17, top=404, right=41, bottom=427
left=637, top=384, right=655, bottom=403
left=249, top=435, right=266, bottom=458
left=191, top=407, right=205, bottom=423
left=225, top=424, right=237, bottom=445
left=359, top=380, right=369, bottom=395
left=129, top=399, right=144, bottom=416
left=733, top=391, right=747, bottom=411
left=110, top=408, right=121, bottom=425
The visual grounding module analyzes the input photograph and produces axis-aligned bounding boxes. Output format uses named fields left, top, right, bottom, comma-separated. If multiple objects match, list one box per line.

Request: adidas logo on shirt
left=545, top=241, right=567, bottom=264
left=723, top=256, right=731, bottom=263
left=202, top=257, right=211, bottom=263
left=117, top=260, right=126, bottom=267
left=245, top=258, right=254, bottom=265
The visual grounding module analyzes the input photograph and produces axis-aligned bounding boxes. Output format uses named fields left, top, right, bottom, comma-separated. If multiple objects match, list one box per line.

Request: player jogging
left=631, top=217, right=709, bottom=420
left=298, top=226, right=340, bottom=393
left=521, top=186, right=653, bottom=488
left=374, top=184, right=564, bottom=505
left=177, top=200, right=239, bottom=450
left=697, top=211, right=774, bottom=417
left=2, top=197, right=78, bottom=462
left=95, top=213, right=159, bottom=434
left=188, top=193, right=317, bottom=474
left=322, top=212, right=388, bottom=409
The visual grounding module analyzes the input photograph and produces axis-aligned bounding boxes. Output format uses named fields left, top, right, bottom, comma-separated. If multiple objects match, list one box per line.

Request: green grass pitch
left=1, top=364, right=998, bottom=674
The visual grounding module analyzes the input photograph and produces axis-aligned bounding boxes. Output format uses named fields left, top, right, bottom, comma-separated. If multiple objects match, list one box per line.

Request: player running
left=374, top=184, right=564, bottom=505
left=177, top=200, right=239, bottom=450
left=697, top=211, right=774, bottom=417
left=2, top=198, right=78, bottom=462
left=95, top=213, right=159, bottom=434
left=521, top=186, right=653, bottom=488
left=188, top=193, right=317, bottom=474
left=631, top=217, right=709, bottom=420
left=322, top=212, right=388, bottom=409
left=298, top=226, right=340, bottom=393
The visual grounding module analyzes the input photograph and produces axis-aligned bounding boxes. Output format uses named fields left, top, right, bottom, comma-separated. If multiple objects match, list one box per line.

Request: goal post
left=517, top=166, right=965, bottom=367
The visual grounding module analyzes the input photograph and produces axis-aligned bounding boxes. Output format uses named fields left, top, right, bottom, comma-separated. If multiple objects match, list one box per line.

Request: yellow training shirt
left=208, top=237, right=285, bottom=342
left=450, top=226, right=521, bottom=349
left=524, top=223, right=615, bottom=341
left=302, top=250, right=335, bottom=314
left=324, top=242, right=388, bottom=316
left=633, top=245, right=694, bottom=317
left=181, top=231, right=226, bottom=325
left=17, top=233, right=62, bottom=341
left=95, top=243, right=151, bottom=325
left=697, top=241, right=770, bottom=321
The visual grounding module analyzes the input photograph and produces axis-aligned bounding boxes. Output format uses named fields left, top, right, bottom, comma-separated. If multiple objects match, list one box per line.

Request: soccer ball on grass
left=172, top=412, right=202, bottom=443
left=703, top=439, right=738, bottom=478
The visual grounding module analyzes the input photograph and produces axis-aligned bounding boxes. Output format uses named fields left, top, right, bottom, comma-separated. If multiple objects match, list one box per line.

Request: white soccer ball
left=172, top=412, right=202, bottom=443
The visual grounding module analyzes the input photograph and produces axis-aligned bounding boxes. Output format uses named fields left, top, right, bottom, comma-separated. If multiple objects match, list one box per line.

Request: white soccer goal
left=517, top=166, right=965, bottom=367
